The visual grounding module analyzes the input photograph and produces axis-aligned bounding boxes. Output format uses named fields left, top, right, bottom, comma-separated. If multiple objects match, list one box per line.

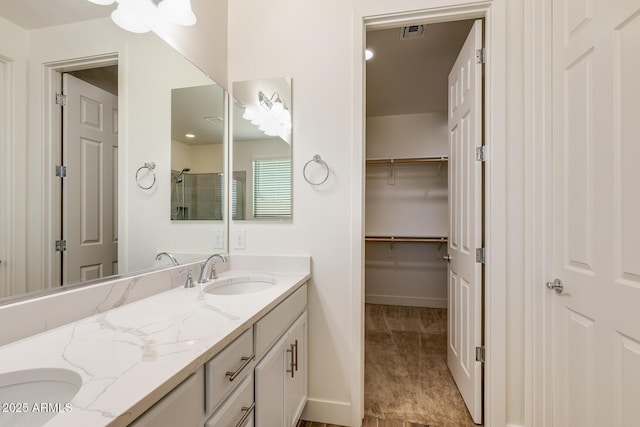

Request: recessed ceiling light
left=365, top=49, right=374, bottom=60
left=185, top=133, right=195, bottom=138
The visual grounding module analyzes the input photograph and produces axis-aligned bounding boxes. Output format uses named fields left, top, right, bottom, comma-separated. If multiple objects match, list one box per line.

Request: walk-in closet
left=364, top=18, right=481, bottom=427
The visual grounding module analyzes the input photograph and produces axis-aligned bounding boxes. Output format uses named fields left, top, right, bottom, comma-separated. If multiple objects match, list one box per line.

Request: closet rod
left=366, top=156, right=448, bottom=165
left=365, top=236, right=448, bottom=243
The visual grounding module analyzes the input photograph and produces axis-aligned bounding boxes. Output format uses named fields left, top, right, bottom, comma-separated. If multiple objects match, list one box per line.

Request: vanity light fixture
left=242, top=91, right=292, bottom=141
left=87, top=0, right=196, bottom=34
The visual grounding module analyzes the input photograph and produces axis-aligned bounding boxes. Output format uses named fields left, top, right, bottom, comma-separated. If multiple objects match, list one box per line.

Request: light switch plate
left=213, top=230, right=224, bottom=249
left=232, top=229, right=246, bottom=249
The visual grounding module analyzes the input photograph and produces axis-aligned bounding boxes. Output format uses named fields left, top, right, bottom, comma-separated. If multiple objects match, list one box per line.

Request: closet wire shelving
left=366, top=155, right=449, bottom=247
left=366, top=155, right=448, bottom=184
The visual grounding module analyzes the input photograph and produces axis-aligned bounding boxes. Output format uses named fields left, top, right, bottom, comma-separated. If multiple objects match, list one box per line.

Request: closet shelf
left=366, top=156, right=448, bottom=165
left=365, top=236, right=448, bottom=243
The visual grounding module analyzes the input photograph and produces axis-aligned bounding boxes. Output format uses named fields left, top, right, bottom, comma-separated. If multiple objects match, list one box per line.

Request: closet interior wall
left=365, top=112, right=449, bottom=308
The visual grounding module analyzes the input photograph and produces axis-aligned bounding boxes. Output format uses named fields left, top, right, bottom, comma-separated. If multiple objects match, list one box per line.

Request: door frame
left=42, top=54, right=118, bottom=287
left=355, top=2, right=508, bottom=426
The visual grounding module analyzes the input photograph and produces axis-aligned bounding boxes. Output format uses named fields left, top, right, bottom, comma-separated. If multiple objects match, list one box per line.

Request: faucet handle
left=180, top=268, right=194, bottom=288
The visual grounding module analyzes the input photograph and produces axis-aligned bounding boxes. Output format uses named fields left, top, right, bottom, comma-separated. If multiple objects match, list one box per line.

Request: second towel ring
left=303, top=154, right=330, bottom=186
left=136, top=162, right=156, bottom=190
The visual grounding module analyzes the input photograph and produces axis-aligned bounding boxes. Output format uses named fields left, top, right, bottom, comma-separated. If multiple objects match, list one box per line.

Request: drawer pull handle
left=236, top=402, right=255, bottom=427
left=226, top=354, right=255, bottom=382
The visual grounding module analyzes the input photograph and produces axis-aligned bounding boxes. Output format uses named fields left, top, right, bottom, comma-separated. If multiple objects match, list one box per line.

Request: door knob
left=443, top=255, right=452, bottom=262
left=546, top=278, right=564, bottom=294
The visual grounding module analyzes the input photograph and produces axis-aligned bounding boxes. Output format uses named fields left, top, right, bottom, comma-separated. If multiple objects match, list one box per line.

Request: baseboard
left=365, top=294, right=447, bottom=308
left=301, top=398, right=351, bottom=426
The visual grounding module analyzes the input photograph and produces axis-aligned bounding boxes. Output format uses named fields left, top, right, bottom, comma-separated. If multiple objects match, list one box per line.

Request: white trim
left=365, top=294, right=447, bottom=308
left=356, top=2, right=508, bottom=426
left=525, top=0, right=553, bottom=425
left=301, top=398, right=351, bottom=426
left=0, top=58, right=15, bottom=298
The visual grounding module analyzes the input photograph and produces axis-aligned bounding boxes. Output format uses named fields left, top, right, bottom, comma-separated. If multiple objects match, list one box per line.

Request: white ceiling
left=366, top=20, right=475, bottom=117
left=171, top=84, right=226, bottom=146
left=0, top=0, right=111, bottom=29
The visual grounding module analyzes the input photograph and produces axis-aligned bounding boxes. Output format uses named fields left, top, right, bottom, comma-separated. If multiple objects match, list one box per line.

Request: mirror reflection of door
left=60, top=68, right=118, bottom=286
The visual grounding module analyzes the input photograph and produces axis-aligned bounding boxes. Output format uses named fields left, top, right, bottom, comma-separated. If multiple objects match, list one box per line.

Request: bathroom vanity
left=0, top=256, right=310, bottom=427
left=131, top=284, right=308, bottom=427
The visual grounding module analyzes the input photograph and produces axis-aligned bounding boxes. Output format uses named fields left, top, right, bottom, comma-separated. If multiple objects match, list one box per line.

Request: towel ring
left=136, top=162, right=156, bottom=190
left=303, top=154, right=330, bottom=186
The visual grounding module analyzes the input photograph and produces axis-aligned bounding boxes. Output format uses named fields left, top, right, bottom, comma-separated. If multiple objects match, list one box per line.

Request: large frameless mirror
left=232, top=77, right=292, bottom=220
left=0, top=3, right=227, bottom=303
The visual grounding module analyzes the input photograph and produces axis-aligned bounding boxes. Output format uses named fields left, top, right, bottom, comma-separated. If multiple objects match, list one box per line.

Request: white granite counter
left=0, top=266, right=310, bottom=427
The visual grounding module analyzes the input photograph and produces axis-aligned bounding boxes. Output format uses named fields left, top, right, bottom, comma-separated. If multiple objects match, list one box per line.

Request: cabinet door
left=130, top=368, right=205, bottom=427
left=285, top=312, right=307, bottom=427
left=255, top=334, right=287, bottom=427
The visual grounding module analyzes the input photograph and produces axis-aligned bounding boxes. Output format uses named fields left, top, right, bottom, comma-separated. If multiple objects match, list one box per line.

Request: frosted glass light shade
left=158, top=0, right=196, bottom=26
left=111, top=3, right=150, bottom=33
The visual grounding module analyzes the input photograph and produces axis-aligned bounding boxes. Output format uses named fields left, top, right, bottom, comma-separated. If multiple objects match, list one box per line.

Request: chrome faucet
left=155, top=252, right=179, bottom=266
left=198, top=253, right=228, bottom=283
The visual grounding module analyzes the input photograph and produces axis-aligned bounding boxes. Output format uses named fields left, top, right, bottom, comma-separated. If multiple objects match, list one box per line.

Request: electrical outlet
left=232, top=229, right=246, bottom=249
left=213, top=230, right=224, bottom=249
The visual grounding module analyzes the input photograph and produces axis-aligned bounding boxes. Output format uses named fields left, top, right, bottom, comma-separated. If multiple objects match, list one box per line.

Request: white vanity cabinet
left=129, top=368, right=205, bottom=427
left=254, top=285, right=308, bottom=427
left=129, top=282, right=308, bottom=427
left=204, top=327, right=255, bottom=427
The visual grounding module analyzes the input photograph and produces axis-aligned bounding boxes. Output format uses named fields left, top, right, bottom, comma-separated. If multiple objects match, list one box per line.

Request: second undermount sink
left=205, top=276, right=277, bottom=295
left=0, top=368, right=82, bottom=427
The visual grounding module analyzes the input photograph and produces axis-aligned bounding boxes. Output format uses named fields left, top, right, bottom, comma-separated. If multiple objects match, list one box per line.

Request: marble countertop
left=0, top=269, right=310, bottom=427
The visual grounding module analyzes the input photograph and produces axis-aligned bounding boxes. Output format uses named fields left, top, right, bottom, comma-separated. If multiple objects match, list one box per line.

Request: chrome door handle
left=546, top=278, right=564, bottom=294
left=443, top=255, right=452, bottom=262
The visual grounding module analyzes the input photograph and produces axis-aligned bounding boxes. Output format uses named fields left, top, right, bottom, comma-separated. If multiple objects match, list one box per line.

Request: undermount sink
left=205, top=277, right=277, bottom=295
left=0, top=368, right=82, bottom=427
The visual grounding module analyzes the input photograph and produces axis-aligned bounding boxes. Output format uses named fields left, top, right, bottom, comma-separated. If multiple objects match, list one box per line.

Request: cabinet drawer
left=255, top=284, right=307, bottom=359
left=205, top=374, right=254, bottom=427
left=130, top=368, right=204, bottom=427
left=205, top=327, right=254, bottom=415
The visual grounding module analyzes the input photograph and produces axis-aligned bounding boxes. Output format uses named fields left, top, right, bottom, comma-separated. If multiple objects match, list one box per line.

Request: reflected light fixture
left=365, top=49, right=374, bottom=60
left=185, top=133, right=195, bottom=138
left=242, top=91, right=292, bottom=142
left=88, top=0, right=196, bottom=34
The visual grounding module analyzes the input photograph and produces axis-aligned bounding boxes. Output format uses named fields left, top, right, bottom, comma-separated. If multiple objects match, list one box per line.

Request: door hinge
left=476, top=247, right=486, bottom=264
left=55, top=165, right=67, bottom=178
left=476, top=146, right=487, bottom=162
left=55, top=93, right=67, bottom=106
left=55, top=240, right=67, bottom=252
left=476, top=48, right=486, bottom=64
left=475, top=346, right=486, bottom=363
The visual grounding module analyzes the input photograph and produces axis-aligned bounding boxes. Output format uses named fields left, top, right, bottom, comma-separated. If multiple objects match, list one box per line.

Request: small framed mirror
left=232, top=77, right=292, bottom=221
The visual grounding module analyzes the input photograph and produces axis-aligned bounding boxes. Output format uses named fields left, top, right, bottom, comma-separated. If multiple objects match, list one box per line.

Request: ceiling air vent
left=400, top=24, right=426, bottom=39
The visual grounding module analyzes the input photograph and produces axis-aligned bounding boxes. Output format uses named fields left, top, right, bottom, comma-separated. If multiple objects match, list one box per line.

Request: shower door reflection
left=171, top=171, right=224, bottom=220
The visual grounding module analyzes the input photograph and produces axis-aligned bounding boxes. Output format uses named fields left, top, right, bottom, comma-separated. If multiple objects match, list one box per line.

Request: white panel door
left=447, top=19, right=483, bottom=425
left=63, top=74, right=118, bottom=285
left=551, top=1, right=640, bottom=426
